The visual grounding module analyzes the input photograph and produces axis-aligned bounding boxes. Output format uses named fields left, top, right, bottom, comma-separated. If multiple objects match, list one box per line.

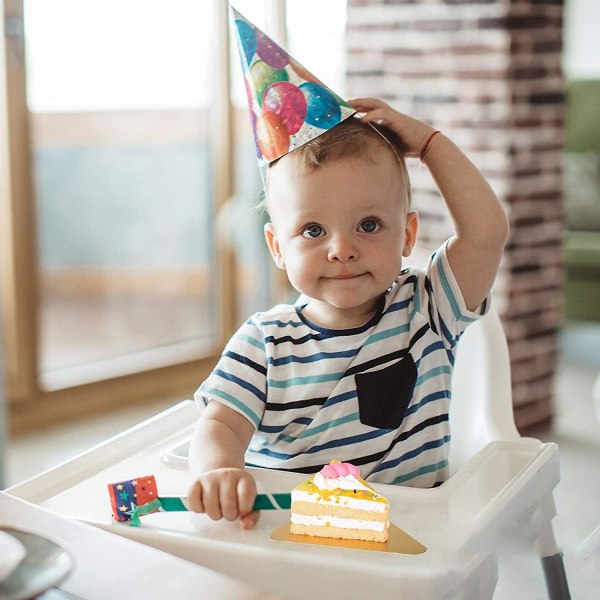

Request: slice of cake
left=290, top=460, right=389, bottom=542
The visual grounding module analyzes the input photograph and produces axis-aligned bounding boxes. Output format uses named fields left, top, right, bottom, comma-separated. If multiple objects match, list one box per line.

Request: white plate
left=0, top=528, right=73, bottom=600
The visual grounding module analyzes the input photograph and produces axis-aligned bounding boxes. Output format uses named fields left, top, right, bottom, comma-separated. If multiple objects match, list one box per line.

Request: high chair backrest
left=405, top=247, right=520, bottom=475
left=449, top=302, right=520, bottom=472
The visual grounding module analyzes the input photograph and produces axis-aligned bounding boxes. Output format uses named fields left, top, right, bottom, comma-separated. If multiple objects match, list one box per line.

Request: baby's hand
left=349, top=97, right=437, bottom=158
left=187, top=468, right=259, bottom=529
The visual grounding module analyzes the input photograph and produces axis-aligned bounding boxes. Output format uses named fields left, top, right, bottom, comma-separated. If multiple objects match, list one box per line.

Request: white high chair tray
left=6, top=400, right=558, bottom=600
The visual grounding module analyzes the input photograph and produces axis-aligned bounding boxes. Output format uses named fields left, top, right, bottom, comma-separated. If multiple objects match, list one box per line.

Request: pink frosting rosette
left=319, top=461, right=360, bottom=479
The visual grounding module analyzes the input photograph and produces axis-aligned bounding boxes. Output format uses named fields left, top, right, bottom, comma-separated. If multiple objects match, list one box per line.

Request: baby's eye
left=302, top=224, right=324, bottom=238
left=359, top=219, right=380, bottom=233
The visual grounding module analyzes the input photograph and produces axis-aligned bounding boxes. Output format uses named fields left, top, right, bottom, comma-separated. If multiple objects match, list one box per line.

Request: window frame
left=0, top=0, right=290, bottom=430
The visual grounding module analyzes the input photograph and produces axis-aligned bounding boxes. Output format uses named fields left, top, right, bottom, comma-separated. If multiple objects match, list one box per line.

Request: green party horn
left=108, top=475, right=291, bottom=527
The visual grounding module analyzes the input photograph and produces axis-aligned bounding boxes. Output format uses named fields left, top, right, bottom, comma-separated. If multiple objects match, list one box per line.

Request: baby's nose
left=328, top=236, right=358, bottom=262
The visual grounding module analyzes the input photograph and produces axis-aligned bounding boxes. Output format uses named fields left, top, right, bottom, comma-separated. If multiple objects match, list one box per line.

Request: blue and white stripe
left=196, top=243, right=489, bottom=488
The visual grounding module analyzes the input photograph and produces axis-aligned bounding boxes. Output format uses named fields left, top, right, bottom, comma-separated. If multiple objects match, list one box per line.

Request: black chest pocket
left=355, top=354, right=417, bottom=429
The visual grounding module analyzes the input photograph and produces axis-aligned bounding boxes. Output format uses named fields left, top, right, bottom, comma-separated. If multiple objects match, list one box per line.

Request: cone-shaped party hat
left=231, top=7, right=356, bottom=167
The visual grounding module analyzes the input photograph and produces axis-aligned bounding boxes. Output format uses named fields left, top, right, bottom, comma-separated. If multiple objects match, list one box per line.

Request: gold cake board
left=271, top=522, right=426, bottom=554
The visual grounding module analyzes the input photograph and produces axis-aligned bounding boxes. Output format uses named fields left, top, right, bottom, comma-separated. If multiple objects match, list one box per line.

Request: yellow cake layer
left=290, top=522, right=388, bottom=543
left=291, top=501, right=388, bottom=522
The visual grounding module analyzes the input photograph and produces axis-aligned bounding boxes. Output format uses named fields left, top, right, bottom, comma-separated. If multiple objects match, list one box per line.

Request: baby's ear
left=402, top=210, right=419, bottom=257
left=264, top=223, right=286, bottom=269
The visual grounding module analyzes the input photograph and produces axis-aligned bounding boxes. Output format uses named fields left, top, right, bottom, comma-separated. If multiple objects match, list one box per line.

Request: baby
left=187, top=97, right=509, bottom=529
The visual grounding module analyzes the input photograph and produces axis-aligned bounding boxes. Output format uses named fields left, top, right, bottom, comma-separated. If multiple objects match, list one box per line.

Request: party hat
left=231, top=7, right=356, bottom=167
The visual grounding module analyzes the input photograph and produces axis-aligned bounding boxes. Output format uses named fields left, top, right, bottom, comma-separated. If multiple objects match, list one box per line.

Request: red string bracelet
left=419, top=130, right=441, bottom=161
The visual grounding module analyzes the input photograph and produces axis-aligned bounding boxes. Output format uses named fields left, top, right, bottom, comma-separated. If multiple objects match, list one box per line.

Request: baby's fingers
left=186, top=469, right=258, bottom=527
left=240, top=511, right=260, bottom=530
left=219, top=476, right=240, bottom=521
left=238, top=476, right=259, bottom=529
left=353, top=107, right=389, bottom=125
left=202, top=479, right=223, bottom=520
left=186, top=480, right=205, bottom=513
left=348, top=97, right=389, bottom=111
left=237, top=475, right=260, bottom=529
left=187, top=478, right=225, bottom=520
left=237, top=475, right=258, bottom=517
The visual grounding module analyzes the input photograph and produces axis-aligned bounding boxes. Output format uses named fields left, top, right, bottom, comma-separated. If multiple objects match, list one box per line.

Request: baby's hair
left=261, top=116, right=412, bottom=213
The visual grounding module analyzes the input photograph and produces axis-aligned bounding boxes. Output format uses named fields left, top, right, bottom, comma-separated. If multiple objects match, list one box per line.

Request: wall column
left=346, top=0, right=565, bottom=429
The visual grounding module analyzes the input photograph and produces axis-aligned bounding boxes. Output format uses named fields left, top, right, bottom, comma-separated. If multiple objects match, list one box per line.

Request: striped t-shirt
left=195, top=242, right=489, bottom=487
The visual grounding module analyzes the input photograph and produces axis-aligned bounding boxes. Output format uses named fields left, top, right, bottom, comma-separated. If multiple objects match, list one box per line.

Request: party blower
left=108, top=475, right=291, bottom=527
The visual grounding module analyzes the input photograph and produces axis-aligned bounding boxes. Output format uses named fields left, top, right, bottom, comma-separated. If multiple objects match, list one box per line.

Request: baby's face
left=264, top=152, right=417, bottom=324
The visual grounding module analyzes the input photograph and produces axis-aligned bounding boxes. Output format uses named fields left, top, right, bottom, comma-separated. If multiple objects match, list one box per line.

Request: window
left=1, top=0, right=348, bottom=416
left=25, top=0, right=218, bottom=387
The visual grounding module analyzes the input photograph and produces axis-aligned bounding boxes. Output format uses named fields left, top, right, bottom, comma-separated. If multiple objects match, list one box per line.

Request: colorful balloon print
left=256, top=112, right=290, bottom=162
left=235, top=19, right=256, bottom=69
left=248, top=60, right=289, bottom=107
left=299, top=82, right=342, bottom=129
left=250, top=110, right=262, bottom=159
left=244, top=77, right=255, bottom=109
left=290, top=59, right=353, bottom=108
left=232, top=7, right=356, bottom=166
left=290, top=59, right=323, bottom=86
left=263, top=82, right=307, bottom=135
left=256, top=32, right=289, bottom=69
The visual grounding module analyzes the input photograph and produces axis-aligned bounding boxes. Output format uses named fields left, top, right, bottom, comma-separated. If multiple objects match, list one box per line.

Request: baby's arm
left=350, top=97, right=509, bottom=311
left=419, top=133, right=509, bottom=310
left=187, top=401, right=259, bottom=529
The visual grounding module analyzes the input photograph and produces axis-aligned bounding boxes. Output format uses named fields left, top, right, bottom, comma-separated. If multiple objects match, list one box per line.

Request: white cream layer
left=291, top=514, right=388, bottom=532
left=313, top=472, right=372, bottom=492
left=291, top=490, right=387, bottom=512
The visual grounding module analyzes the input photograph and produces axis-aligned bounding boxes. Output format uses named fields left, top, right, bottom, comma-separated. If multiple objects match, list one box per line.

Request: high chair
left=407, top=247, right=571, bottom=599
left=6, top=248, right=571, bottom=599
left=573, top=374, right=600, bottom=574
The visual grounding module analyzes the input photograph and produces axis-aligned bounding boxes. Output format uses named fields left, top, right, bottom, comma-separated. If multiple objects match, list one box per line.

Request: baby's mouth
left=327, top=273, right=365, bottom=280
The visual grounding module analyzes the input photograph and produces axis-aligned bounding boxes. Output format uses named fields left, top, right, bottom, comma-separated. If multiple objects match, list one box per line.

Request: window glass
left=24, top=0, right=217, bottom=383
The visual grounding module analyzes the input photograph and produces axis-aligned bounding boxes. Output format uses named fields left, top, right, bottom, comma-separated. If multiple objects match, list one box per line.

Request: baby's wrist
left=194, top=462, right=245, bottom=477
left=419, top=130, right=442, bottom=162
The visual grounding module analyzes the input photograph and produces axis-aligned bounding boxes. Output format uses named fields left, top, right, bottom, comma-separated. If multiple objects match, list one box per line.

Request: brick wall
left=346, top=0, right=565, bottom=429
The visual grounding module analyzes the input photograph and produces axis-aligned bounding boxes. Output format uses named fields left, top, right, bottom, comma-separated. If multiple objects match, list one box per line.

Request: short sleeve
left=420, top=241, right=491, bottom=350
left=194, top=316, right=268, bottom=429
